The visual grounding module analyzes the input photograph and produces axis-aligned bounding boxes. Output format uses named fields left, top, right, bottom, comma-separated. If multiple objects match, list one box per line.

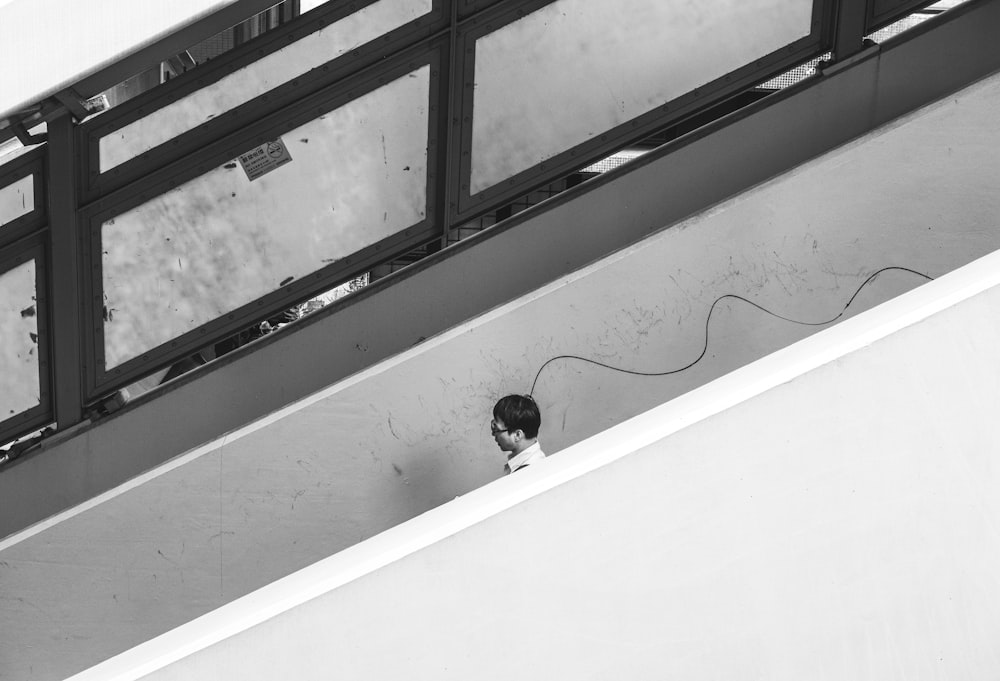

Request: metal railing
left=1, top=0, right=956, bottom=451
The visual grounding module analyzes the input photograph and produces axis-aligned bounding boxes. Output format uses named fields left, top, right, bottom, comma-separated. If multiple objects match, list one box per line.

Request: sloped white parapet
left=5, top=59, right=1000, bottom=681
left=72, top=245, right=1000, bottom=680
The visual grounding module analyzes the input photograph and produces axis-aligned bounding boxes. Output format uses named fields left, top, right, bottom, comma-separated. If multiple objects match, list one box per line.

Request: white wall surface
left=3, top=65, right=1000, bottom=681
left=72, top=230, right=1000, bottom=681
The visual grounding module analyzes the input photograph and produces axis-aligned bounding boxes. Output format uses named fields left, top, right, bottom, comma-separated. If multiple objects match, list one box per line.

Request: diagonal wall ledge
left=72, top=229, right=1000, bottom=681
left=3, top=53, right=1000, bottom=679
left=2, top=0, right=999, bottom=544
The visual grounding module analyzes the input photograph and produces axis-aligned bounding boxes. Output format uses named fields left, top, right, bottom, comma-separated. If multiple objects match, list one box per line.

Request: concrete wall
left=4, top=0, right=999, bottom=542
left=3, top=61, right=1000, bottom=680
left=71, top=236, right=1000, bottom=681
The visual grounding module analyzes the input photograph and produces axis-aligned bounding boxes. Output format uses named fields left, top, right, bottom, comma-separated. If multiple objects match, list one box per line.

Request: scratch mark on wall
left=156, top=549, right=177, bottom=566
left=208, top=530, right=235, bottom=545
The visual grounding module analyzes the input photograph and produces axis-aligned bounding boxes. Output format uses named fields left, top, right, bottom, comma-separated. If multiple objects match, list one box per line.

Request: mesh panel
left=759, top=6, right=952, bottom=91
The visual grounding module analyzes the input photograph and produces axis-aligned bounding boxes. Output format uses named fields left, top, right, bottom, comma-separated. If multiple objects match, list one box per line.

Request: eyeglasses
left=490, top=422, right=510, bottom=436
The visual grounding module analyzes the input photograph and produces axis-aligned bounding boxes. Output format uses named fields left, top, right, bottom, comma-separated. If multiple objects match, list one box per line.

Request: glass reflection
left=0, top=175, right=33, bottom=227
left=102, top=65, right=430, bottom=369
left=0, top=260, right=40, bottom=419
left=300, top=0, right=334, bottom=13
left=99, top=0, right=433, bottom=171
left=470, top=0, right=812, bottom=194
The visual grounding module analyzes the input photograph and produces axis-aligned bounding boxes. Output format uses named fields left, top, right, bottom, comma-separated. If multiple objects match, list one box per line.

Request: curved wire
left=529, top=266, right=933, bottom=396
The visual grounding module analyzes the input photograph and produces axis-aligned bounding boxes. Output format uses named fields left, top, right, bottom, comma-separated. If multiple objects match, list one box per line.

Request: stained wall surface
left=73, top=231, right=1000, bottom=681
left=3, top=65, right=1000, bottom=681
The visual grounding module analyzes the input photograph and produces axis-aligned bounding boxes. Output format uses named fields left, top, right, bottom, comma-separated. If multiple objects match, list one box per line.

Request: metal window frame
left=866, top=0, right=940, bottom=32
left=79, top=0, right=449, bottom=202
left=3, top=0, right=933, bottom=435
left=0, top=147, right=46, bottom=245
left=457, top=0, right=507, bottom=18
left=0, top=234, right=53, bottom=446
left=449, top=0, right=837, bottom=222
left=79, top=38, right=447, bottom=398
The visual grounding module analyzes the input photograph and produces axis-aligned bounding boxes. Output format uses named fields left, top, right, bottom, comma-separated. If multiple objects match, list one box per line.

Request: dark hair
left=493, top=394, right=541, bottom=439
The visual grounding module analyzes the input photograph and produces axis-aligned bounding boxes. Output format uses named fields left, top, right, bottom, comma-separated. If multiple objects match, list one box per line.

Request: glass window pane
left=101, top=65, right=430, bottom=370
left=99, top=0, right=433, bottom=172
left=0, top=260, right=40, bottom=418
left=0, top=175, right=34, bottom=227
left=470, top=0, right=813, bottom=194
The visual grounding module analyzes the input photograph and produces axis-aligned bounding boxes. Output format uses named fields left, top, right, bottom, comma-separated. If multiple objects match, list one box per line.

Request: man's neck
left=507, top=438, right=538, bottom=460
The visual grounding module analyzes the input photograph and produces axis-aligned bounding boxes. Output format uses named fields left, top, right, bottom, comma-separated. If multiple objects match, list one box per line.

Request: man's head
left=491, top=394, right=540, bottom=455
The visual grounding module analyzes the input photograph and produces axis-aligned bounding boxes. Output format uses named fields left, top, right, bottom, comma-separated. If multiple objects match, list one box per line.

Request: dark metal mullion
left=832, top=0, right=873, bottom=62
left=437, top=0, right=462, bottom=248
left=448, top=15, right=476, bottom=227
left=457, top=0, right=508, bottom=20
left=44, top=114, right=86, bottom=428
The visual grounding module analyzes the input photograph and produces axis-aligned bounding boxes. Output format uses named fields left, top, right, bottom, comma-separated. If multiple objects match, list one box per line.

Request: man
left=491, top=394, right=546, bottom=475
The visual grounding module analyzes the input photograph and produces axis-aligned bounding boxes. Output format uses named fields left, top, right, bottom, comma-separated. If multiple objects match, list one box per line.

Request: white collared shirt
left=505, top=442, right=546, bottom=474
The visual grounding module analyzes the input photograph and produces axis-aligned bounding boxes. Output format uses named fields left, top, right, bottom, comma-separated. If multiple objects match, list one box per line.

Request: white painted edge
left=63, top=247, right=1000, bottom=681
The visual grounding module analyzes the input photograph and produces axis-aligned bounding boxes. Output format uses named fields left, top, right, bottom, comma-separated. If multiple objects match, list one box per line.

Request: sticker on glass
left=237, top=138, right=293, bottom=181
